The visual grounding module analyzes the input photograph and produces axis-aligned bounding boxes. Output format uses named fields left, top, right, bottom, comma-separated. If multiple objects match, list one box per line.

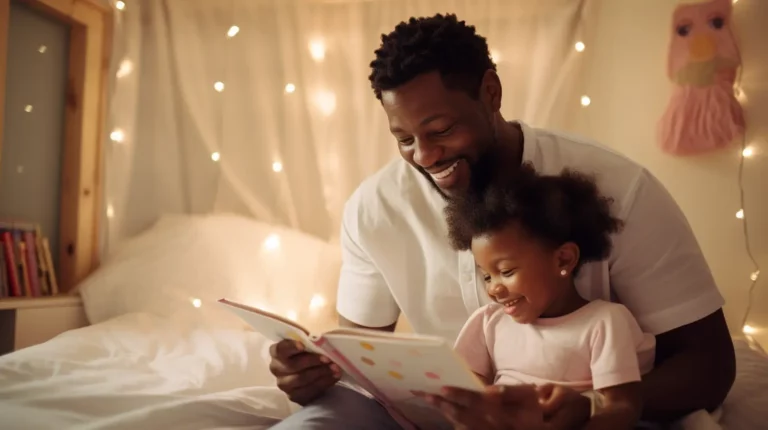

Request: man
left=269, top=14, right=735, bottom=429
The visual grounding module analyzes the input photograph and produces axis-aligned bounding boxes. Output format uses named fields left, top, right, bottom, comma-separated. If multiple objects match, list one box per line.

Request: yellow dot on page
left=360, top=342, right=375, bottom=351
left=388, top=370, right=403, bottom=380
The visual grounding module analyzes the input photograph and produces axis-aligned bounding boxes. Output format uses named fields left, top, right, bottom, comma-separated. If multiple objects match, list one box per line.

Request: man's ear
left=555, top=242, right=580, bottom=276
left=480, top=69, right=502, bottom=112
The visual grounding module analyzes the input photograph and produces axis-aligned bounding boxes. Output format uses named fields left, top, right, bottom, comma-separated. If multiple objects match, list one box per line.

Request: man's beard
left=420, top=144, right=506, bottom=202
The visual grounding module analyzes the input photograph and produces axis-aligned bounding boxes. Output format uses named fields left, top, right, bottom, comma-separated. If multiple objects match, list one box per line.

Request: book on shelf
left=219, top=298, right=485, bottom=430
left=0, top=221, right=58, bottom=299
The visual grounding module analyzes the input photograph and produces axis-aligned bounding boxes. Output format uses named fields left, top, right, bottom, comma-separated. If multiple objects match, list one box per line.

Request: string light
left=110, top=129, right=125, bottom=142
left=285, top=83, right=296, bottom=93
left=24, top=105, right=33, bottom=113
left=227, top=26, right=240, bottom=38
left=580, top=95, right=591, bottom=106
left=735, top=209, right=744, bottom=219
left=575, top=41, right=585, bottom=52
left=115, top=0, right=125, bottom=10
left=106, top=204, right=115, bottom=218
left=314, top=90, right=336, bottom=116
left=263, top=234, right=280, bottom=251
left=16, top=166, right=23, bottom=174
left=741, top=146, right=754, bottom=157
left=490, top=49, right=501, bottom=63
left=38, top=45, right=46, bottom=54
left=272, top=161, right=283, bottom=172
left=214, top=81, right=225, bottom=92
left=309, top=39, right=325, bottom=62
left=743, top=325, right=756, bottom=334
left=750, top=270, right=760, bottom=282
left=191, top=298, right=202, bottom=308
left=116, top=59, right=133, bottom=78
left=211, top=152, right=221, bottom=162
left=309, top=294, right=327, bottom=310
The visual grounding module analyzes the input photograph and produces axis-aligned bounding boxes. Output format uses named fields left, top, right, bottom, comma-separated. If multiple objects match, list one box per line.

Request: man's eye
left=397, top=137, right=414, bottom=145
left=435, top=126, right=454, bottom=136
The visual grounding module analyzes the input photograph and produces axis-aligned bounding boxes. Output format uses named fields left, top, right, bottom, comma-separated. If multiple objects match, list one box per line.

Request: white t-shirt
left=336, top=121, right=724, bottom=342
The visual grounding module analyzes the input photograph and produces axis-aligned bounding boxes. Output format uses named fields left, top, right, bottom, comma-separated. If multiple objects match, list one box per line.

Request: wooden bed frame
left=0, top=0, right=113, bottom=293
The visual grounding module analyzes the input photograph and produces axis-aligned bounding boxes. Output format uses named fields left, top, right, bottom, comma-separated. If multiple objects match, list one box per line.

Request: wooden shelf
left=0, top=294, right=81, bottom=310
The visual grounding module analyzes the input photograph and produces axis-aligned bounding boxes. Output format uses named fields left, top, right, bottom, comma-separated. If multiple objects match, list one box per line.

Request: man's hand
left=416, top=385, right=549, bottom=430
left=268, top=339, right=341, bottom=405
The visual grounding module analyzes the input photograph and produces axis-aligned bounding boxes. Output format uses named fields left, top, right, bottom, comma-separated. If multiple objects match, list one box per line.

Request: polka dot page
left=324, top=333, right=484, bottom=401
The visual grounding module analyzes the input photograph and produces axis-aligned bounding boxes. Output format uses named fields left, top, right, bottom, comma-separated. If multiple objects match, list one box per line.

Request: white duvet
left=0, top=313, right=295, bottom=430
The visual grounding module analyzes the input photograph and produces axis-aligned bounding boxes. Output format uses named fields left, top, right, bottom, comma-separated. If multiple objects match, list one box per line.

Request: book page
left=324, top=332, right=485, bottom=427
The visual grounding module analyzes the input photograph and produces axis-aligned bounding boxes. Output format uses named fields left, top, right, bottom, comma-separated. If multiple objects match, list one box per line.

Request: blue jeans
left=269, top=385, right=665, bottom=429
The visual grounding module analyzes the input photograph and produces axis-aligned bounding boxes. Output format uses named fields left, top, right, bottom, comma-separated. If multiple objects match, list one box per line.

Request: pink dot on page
left=425, top=371, right=440, bottom=380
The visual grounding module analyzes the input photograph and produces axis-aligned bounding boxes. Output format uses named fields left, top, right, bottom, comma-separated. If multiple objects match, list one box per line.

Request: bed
left=1, top=214, right=767, bottom=429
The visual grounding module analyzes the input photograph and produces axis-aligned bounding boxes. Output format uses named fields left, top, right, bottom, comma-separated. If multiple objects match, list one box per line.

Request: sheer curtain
left=102, top=0, right=596, bottom=253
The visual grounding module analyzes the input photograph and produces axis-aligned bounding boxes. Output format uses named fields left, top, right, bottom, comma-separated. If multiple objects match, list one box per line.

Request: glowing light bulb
left=38, top=45, right=47, bottom=54
left=575, top=41, right=585, bottom=52
left=227, top=26, right=240, bottom=38
left=736, top=209, right=744, bottom=219
left=285, top=83, right=296, bottom=93
left=272, top=161, right=283, bottom=172
left=116, top=59, right=133, bottom=78
left=115, top=1, right=125, bottom=10
left=286, top=310, right=298, bottom=321
left=580, top=95, right=591, bottom=106
left=110, top=129, right=125, bottom=142
left=314, top=90, right=336, bottom=116
left=191, top=298, right=202, bottom=308
left=309, top=39, right=325, bottom=61
left=742, top=146, right=754, bottom=157
left=211, top=152, right=221, bottom=162
left=106, top=204, right=115, bottom=218
left=743, top=325, right=756, bottom=334
left=309, top=294, right=327, bottom=310
left=263, top=234, right=280, bottom=251
left=732, top=0, right=739, bottom=4
left=214, top=81, right=225, bottom=92
left=24, top=105, right=33, bottom=113
left=751, top=270, right=760, bottom=282
left=490, top=49, right=501, bottom=63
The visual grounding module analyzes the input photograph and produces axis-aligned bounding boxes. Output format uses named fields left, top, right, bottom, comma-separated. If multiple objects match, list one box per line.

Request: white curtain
left=102, top=0, right=596, bottom=252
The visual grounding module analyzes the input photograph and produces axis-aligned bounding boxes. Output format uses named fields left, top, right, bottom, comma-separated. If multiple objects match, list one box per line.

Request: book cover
left=218, top=298, right=484, bottom=429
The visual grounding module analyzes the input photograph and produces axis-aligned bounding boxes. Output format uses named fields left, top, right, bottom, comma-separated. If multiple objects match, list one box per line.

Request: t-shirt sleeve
left=590, top=304, right=644, bottom=391
left=453, top=306, right=494, bottom=381
left=609, top=171, right=724, bottom=335
left=335, top=197, right=400, bottom=328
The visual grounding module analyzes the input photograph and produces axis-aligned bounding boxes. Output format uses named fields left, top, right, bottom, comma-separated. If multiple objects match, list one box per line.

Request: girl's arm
left=585, top=382, right=642, bottom=430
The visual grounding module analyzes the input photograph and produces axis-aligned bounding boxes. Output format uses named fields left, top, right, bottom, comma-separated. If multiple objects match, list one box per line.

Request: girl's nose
left=489, top=283, right=508, bottom=300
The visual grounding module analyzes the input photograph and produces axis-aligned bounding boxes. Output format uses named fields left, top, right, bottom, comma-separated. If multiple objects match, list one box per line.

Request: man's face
left=380, top=72, right=499, bottom=199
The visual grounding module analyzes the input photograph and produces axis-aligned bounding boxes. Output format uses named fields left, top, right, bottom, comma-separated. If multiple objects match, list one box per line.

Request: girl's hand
left=415, top=385, right=549, bottom=430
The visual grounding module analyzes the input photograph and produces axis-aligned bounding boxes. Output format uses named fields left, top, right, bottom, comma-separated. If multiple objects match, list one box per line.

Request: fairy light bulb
left=263, top=234, right=280, bottom=251
left=736, top=209, right=744, bottom=219
left=490, top=49, right=501, bottom=63
left=285, top=83, right=296, bottom=93
left=115, top=1, right=125, bottom=10
left=106, top=204, right=115, bottom=218
left=272, top=161, right=283, bottom=172
left=309, top=294, right=327, bottom=310
left=110, top=129, right=125, bottom=142
left=742, top=146, right=754, bottom=158
left=214, top=81, right=225, bottom=92
left=743, top=325, right=756, bottom=334
left=575, top=41, right=585, bottom=52
left=580, top=95, right=591, bottom=106
left=24, top=105, right=33, bottom=113
left=116, top=59, right=133, bottom=78
left=191, top=298, right=202, bottom=308
left=227, top=26, right=240, bottom=38
left=751, top=270, right=760, bottom=282
left=211, top=152, right=221, bottom=162
left=309, top=39, right=325, bottom=61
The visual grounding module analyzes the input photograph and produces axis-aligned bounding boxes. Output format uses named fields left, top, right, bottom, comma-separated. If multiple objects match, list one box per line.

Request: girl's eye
left=482, top=275, right=491, bottom=283
left=501, top=270, right=515, bottom=277
left=676, top=24, right=691, bottom=37
left=709, top=16, right=725, bottom=30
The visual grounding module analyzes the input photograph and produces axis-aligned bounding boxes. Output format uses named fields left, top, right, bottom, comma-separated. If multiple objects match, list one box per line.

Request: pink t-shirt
left=454, top=300, right=656, bottom=392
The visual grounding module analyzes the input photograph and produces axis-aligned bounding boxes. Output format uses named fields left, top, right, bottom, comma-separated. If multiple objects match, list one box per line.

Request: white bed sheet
left=0, top=313, right=295, bottom=430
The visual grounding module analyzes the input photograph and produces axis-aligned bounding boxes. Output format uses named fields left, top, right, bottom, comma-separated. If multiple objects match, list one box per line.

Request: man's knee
left=270, top=385, right=401, bottom=430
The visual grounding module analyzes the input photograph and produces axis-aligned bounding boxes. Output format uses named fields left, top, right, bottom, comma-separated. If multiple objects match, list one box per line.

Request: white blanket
left=0, top=313, right=295, bottom=430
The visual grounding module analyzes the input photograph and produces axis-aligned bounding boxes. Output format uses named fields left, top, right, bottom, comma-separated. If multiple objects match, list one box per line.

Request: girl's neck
left=539, top=283, right=589, bottom=319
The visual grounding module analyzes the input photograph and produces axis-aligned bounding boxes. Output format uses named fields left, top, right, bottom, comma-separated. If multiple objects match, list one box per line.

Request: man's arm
left=608, top=171, right=735, bottom=422
left=640, top=309, right=735, bottom=421
left=586, top=382, right=642, bottom=430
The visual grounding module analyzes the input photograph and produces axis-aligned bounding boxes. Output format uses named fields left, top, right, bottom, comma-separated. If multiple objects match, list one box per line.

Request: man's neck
left=494, top=118, right=524, bottom=167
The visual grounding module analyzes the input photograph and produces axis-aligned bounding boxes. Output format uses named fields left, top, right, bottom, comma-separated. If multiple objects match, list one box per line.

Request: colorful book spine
left=1, top=231, right=21, bottom=297
left=19, top=241, right=33, bottom=297
left=22, top=231, right=42, bottom=296
left=0, top=245, right=7, bottom=297
left=42, top=237, right=58, bottom=295
left=34, top=226, right=51, bottom=296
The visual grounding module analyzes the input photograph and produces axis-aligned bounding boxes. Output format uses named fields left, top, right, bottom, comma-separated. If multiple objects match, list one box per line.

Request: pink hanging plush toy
left=658, top=0, right=745, bottom=156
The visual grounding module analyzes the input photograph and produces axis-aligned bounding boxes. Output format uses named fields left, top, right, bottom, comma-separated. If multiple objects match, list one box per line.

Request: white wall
left=570, top=0, right=767, bottom=346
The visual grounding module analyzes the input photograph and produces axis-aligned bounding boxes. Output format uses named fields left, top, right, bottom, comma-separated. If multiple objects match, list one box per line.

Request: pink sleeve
left=453, top=306, right=494, bottom=381
left=589, top=305, right=643, bottom=391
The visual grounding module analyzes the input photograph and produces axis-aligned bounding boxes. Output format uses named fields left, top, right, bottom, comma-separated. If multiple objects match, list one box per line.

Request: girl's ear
left=555, top=242, right=580, bottom=276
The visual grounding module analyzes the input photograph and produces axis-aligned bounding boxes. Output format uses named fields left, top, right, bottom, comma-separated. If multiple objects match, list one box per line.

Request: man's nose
left=413, top=138, right=443, bottom=168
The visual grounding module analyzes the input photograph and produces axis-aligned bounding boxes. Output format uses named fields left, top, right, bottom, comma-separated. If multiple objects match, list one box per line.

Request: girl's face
left=470, top=222, right=577, bottom=324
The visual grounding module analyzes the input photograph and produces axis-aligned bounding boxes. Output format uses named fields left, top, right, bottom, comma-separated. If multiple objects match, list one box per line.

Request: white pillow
left=78, top=213, right=342, bottom=332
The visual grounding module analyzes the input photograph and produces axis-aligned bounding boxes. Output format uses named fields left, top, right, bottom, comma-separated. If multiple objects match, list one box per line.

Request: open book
left=218, top=298, right=485, bottom=430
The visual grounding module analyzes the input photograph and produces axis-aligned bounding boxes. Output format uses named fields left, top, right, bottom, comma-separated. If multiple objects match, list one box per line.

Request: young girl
left=445, top=163, right=656, bottom=430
